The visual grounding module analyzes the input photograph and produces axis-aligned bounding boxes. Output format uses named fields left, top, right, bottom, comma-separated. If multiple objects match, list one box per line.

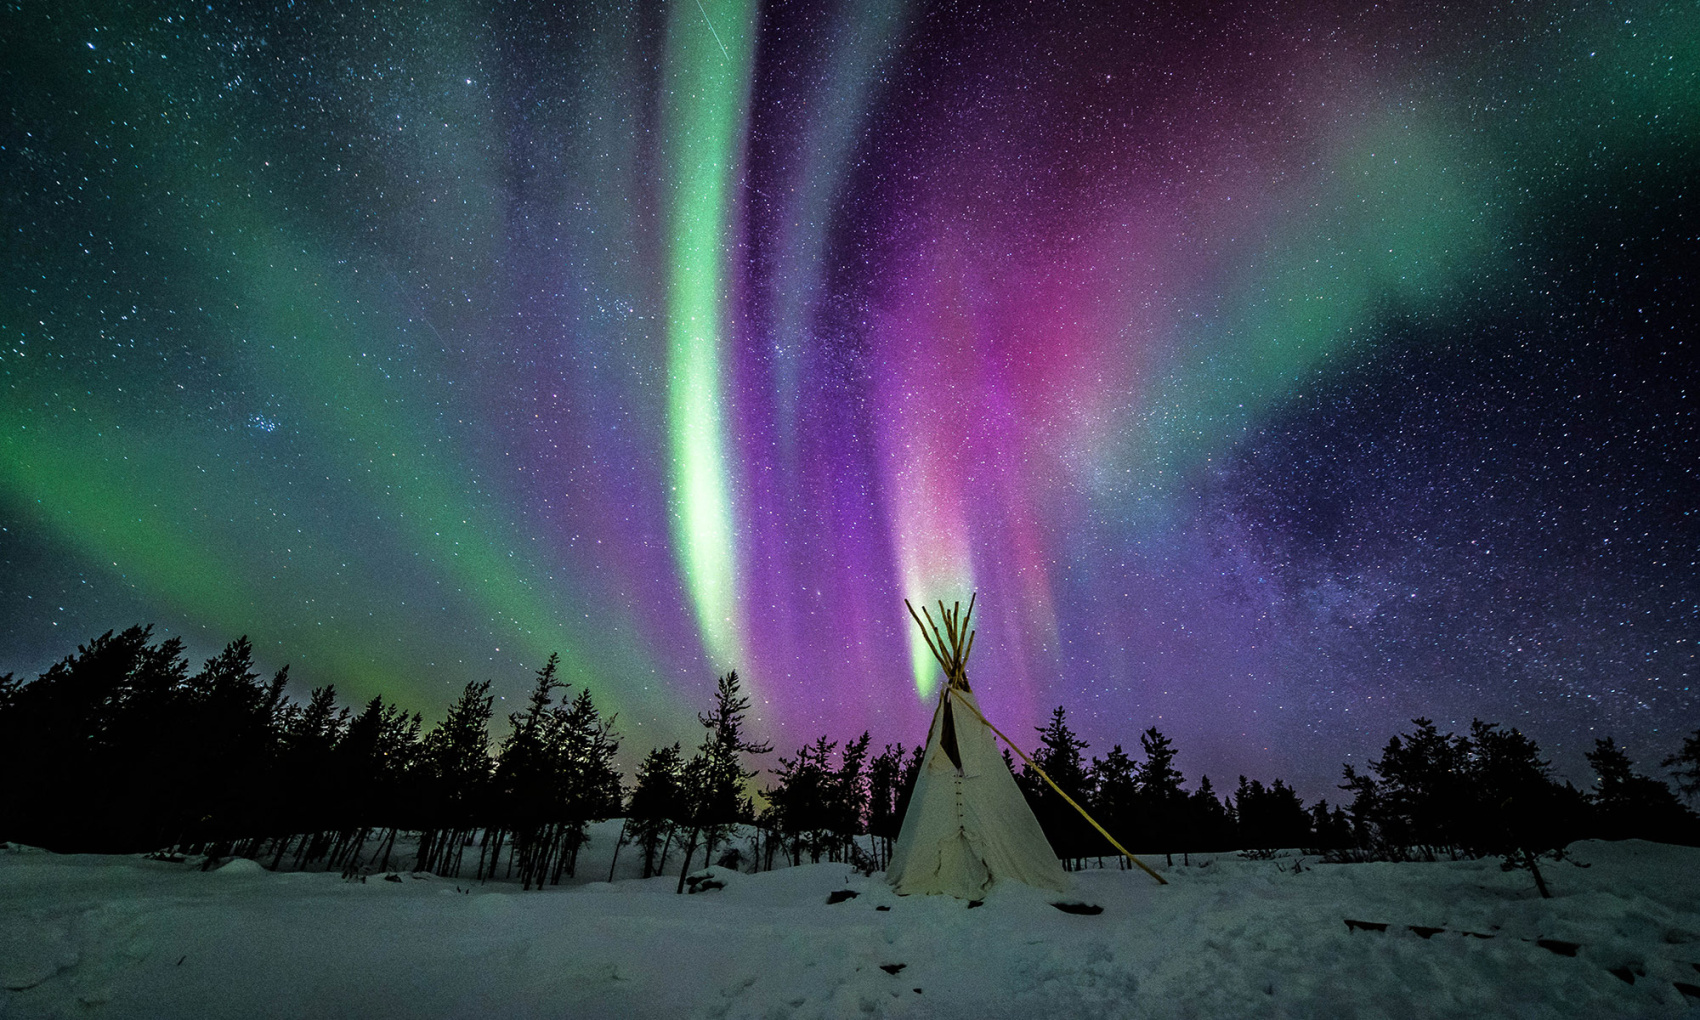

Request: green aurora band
left=662, top=0, right=759, bottom=675
left=0, top=12, right=682, bottom=725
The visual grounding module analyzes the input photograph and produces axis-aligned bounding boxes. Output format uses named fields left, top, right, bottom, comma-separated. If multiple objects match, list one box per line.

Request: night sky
left=3, top=0, right=1696, bottom=799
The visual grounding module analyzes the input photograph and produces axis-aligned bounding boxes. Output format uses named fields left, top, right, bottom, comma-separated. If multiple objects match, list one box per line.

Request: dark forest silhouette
left=2, top=626, right=1696, bottom=895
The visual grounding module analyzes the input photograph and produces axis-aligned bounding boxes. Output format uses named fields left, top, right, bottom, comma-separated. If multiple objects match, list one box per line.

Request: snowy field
left=4, top=831, right=1699, bottom=1019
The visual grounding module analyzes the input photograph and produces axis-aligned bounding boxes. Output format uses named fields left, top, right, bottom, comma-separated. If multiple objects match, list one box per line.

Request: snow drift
left=3, top=830, right=1699, bottom=1018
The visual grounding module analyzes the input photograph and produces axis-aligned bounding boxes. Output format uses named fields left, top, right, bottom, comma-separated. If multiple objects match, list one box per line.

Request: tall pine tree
left=676, top=671, right=770, bottom=890
left=1024, top=706, right=1092, bottom=865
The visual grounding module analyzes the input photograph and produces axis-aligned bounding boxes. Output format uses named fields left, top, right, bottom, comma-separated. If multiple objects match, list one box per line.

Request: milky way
left=3, top=0, right=1696, bottom=797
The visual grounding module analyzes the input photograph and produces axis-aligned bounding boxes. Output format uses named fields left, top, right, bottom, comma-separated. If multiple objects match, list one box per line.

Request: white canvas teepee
left=886, top=598, right=1069, bottom=899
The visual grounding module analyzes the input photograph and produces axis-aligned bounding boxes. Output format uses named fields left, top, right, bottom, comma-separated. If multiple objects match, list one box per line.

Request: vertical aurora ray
left=765, top=0, right=907, bottom=458
left=718, top=0, right=912, bottom=731
left=662, top=0, right=759, bottom=673
left=875, top=242, right=981, bottom=698
left=3, top=0, right=1695, bottom=796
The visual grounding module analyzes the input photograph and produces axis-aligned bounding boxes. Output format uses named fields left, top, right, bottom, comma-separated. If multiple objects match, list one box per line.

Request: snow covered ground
left=4, top=830, right=1699, bottom=1019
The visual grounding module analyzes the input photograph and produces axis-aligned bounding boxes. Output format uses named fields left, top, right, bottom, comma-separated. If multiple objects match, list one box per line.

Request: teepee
left=886, top=596, right=1070, bottom=898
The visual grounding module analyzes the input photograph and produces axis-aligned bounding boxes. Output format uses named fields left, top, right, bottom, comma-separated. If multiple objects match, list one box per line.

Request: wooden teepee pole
left=904, top=599, right=947, bottom=672
left=907, top=598, right=974, bottom=691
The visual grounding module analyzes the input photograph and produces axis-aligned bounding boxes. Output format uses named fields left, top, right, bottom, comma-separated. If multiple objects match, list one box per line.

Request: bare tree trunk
left=607, top=819, right=628, bottom=882
left=478, top=827, right=508, bottom=881
left=270, top=833, right=294, bottom=871
left=375, top=828, right=397, bottom=872
left=657, top=824, right=676, bottom=877
left=674, top=829, right=700, bottom=894
left=1525, top=850, right=1552, bottom=899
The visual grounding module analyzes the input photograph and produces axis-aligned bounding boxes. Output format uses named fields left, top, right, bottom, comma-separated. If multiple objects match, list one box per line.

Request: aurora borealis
left=3, top=0, right=1696, bottom=796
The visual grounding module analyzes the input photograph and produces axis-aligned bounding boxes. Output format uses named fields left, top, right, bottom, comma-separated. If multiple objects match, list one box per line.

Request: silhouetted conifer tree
left=1, top=626, right=192, bottom=850
left=761, top=730, right=869, bottom=867
left=1462, top=720, right=1577, bottom=897
left=417, top=680, right=494, bottom=876
left=866, top=743, right=910, bottom=869
left=1024, top=706, right=1093, bottom=866
left=1307, top=799, right=1354, bottom=852
left=176, top=637, right=289, bottom=857
left=0, top=628, right=439, bottom=868
left=628, top=743, right=685, bottom=878
left=1233, top=777, right=1311, bottom=851
left=1186, top=775, right=1236, bottom=853
left=487, top=656, right=563, bottom=882
left=675, top=671, right=770, bottom=891
left=766, top=736, right=837, bottom=866
left=274, top=684, right=355, bottom=868
left=551, top=685, right=622, bottom=881
left=1340, top=718, right=1471, bottom=858
left=1089, top=745, right=1140, bottom=867
left=1340, top=717, right=1583, bottom=894
left=832, top=731, right=872, bottom=864
left=1585, top=737, right=1698, bottom=844
left=1664, top=729, right=1700, bottom=804
left=317, top=693, right=421, bottom=873
left=1135, top=728, right=1187, bottom=865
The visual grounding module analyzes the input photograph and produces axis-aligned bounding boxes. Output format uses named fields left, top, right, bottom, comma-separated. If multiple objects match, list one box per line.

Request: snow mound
left=213, top=858, right=266, bottom=876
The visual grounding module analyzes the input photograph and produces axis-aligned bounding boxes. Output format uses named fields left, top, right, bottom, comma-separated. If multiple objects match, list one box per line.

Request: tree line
left=2, top=626, right=1697, bottom=895
left=1010, top=706, right=1699, bottom=896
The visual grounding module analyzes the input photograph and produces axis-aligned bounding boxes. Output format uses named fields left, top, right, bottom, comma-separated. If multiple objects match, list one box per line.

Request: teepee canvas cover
left=886, top=599, right=1069, bottom=898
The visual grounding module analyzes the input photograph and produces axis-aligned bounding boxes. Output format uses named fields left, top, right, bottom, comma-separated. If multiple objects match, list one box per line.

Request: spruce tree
left=1585, top=737, right=1697, bottom=844
left=831, top=731, right=872, bottom=863
left=1233, top=777, right=1310, bottom=851
left=3, top=626, right=197, bottom=851
left=178, top=637, right=287, bottom=855
left=1089, top=745, right=1139, bottom=865
left=1187, top=775, right=1235, bottom=853
left=276, top=684, right=352, bottom=867
left=1135, top=728, right=1186, bottom=865
left=1664, top=730, right=1700, bottom=804
left=487, top=655, right=565, bottom=881
left=866, top=743, right=909, bottom=869
left=418, top=680, right=494, bottom=876
left=328, top=694, right=422, bottom=873
left=1463, top=720, right=1574, bottom=897
left=1025, top=706, right=1091, bottom=865
left=552, top=685, right=622, bottom=880
left=1307, top=799, right=1354, bottom=852
left=1344, top=718, right=1471, bottom=857
left=628, top=743, right=686, bottom=878
left=676, top=671, right=770, bottom=890
left=766, top=736, right=836, bottom=865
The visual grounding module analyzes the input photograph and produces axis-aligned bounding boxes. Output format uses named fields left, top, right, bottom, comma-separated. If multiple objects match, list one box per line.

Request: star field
left=2, top=0, right=1696, bottom=797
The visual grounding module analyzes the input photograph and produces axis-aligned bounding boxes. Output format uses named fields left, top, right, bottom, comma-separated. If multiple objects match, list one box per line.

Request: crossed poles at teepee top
left=904, top=594, right=977, bottom=693
left=903, top=594, right=1169, bottom=886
